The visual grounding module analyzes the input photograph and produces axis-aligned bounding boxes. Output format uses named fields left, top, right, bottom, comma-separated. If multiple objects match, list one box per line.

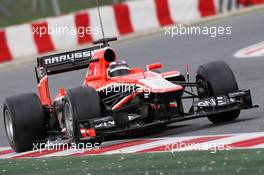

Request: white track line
left=249, top=143, right=264, bottom=149
left=40, top=139, right=135, bottom=157
left=103, top=136, right=195, bottom=155
left=175, top=133, right=262, bottom=152
left=0, top=147, right=10, bottom=152
left=0, top=149, right=40, bottom=159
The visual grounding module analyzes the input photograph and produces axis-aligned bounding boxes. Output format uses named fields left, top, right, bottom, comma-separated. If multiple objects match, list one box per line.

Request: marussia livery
left=3, top=38, right=258, bottom=152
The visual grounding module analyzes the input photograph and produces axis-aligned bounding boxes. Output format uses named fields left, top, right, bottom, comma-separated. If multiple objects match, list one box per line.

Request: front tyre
left=63, top=87, right=103, bottom=144
left=196, top=60, right=240, bottom=124
left=3, top=93, right=47, bottom=152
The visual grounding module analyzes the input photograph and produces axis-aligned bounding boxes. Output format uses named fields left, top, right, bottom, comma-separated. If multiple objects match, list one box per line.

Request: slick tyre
left=3, top=93, right=47, bottom=153
left=196, top=60, right=240, bottom=124
left=63, top=87, right=103, bottom=144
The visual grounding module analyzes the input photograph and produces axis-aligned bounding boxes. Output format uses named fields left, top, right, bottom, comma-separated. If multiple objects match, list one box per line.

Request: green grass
left=0, top=149, right=264, bottom=175
left=0, top=0, right=124, bottom=27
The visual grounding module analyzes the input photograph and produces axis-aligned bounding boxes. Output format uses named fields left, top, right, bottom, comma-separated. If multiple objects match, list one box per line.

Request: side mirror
left=130, top=67, right=144, bottom=74
left=146, top=63, right=162, bottom=71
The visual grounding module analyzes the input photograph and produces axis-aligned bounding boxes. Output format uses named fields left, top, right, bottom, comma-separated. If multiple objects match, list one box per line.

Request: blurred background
left=0, top=0, right=262, bottom=28
left=0, top=0, right=125, bottom=27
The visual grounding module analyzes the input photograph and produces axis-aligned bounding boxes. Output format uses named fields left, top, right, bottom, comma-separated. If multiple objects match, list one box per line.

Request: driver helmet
left=107, top=60, right=130, bottom=77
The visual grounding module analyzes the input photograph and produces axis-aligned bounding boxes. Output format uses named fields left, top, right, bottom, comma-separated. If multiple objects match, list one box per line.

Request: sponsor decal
left=42, top=47, right=104, bottom=65
left=43, top=51, right=92, bottom=65
left=194, top=96, right=235, bottom=107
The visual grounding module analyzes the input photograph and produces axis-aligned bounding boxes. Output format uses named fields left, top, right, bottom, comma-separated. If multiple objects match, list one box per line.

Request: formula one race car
left=3, top=37, right=257, bottom=152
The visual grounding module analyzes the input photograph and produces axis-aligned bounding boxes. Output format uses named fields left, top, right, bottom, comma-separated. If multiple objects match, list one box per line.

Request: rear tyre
left=63, top=87, right=103, bottom=145
left=3, top=93, right=47, bottom=152
left=196, top=60, right=240, bottom=124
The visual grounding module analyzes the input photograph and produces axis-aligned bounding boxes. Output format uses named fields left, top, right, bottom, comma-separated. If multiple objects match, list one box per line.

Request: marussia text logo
left=44, top=51, right=91, bottom=65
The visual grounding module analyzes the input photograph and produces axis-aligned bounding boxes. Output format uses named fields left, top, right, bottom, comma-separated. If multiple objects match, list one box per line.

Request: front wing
left=79, top=89, right=257, bottom=139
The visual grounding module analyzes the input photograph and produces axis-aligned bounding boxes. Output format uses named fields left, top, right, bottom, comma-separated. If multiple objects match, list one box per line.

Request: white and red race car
left=3, top=38, right=257, bottom=152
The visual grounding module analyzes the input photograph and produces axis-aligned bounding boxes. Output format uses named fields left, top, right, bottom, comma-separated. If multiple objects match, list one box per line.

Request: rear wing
left=35, top=37, right=117, bottom=83
left=35, top=45, right=106, bottom=83
left=36, top=45, right=106, bottom=75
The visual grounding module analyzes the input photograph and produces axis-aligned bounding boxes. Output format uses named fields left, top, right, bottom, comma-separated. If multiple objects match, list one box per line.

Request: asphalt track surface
left=0, top=10, right=264, bottom=147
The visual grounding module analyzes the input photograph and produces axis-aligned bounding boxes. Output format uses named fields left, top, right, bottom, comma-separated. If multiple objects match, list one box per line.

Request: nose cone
left=138, top=76, right=183, bottom=93
left=108, top=71, right=183, bottom=93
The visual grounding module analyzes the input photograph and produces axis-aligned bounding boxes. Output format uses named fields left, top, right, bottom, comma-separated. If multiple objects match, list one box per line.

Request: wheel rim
left=64, top=102, right=74, bottom=138
left=4, top=109, right=14, bottom=142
